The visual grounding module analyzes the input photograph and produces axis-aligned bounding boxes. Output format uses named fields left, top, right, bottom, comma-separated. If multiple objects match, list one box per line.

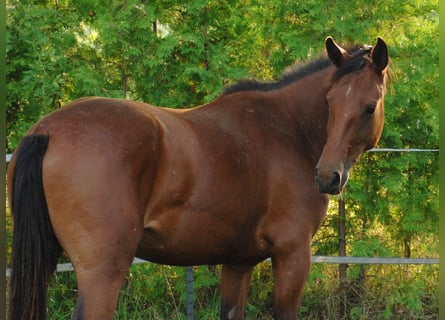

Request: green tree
left=7, top=0, right=77, bottom=149
left=6, top=0, right=438, bottom=318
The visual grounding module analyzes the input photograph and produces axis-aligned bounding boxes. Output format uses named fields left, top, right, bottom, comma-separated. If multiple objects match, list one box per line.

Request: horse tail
left=9, top=134, right=61, bottom=320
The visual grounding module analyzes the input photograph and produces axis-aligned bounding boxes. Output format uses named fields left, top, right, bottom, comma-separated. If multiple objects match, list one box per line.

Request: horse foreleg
left=220, top=264, right=254, bottom=320
left=271, top=242, right=312, bottom=320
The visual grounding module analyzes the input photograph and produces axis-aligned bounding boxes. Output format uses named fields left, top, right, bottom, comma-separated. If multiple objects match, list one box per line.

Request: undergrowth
left=35, top=261, right=439, bottom=319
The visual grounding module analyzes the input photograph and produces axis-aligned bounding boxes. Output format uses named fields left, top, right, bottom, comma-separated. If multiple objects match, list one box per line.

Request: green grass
left=36, top=262, right=438, bottom=319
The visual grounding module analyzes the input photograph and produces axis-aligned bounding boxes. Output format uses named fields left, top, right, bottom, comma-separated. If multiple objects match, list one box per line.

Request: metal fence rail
left=5, top=256, right=439, bottom=278
left=311, top=256, right=439, bottom=264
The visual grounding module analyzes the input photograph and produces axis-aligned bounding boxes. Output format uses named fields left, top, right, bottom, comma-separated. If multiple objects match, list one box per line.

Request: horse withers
left=8, top=37, right=389, bottom=320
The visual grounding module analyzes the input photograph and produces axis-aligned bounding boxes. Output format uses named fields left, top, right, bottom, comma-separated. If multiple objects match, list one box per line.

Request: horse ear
left=371, top=37, right=389, bottom=73
left=325, top=36, right=350, bottom=67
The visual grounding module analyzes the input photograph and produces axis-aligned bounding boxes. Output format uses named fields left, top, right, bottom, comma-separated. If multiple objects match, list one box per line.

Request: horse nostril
left=331, top=171, right=341, bottom=189
left=316, top=170, right=342, bottom=194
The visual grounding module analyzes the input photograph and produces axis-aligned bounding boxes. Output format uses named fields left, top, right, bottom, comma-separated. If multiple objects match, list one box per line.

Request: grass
left=27, top=261, right=437, bottom=319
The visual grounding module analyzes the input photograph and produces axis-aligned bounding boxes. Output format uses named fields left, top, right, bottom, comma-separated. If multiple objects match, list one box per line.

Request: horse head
left=315, top=37, right=389, bottom=194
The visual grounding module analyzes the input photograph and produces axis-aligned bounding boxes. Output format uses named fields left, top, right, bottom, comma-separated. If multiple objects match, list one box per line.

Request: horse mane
left=222, top=45, right=372, bottom=96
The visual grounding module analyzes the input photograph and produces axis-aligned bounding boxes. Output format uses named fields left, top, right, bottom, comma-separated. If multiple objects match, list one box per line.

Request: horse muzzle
left=315, top=167, right=349, bottom=195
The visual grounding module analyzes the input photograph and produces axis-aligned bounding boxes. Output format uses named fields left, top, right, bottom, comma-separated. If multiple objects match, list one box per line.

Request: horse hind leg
left=63, top=217, right=142, bottom=320
left=220, top=264, right=254, bottom=320
left=72, top=256, right=134, bottom=319
left=43, top=163, right=145, bottom=319
left=50, top=206, right=143, bottom=319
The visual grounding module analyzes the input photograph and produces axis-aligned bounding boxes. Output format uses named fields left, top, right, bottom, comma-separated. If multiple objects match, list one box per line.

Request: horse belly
left=135, top=209, right=269, bottom=266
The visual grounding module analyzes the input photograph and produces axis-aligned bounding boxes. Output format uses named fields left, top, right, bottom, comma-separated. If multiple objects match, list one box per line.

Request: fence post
left=186, top=266, right=194, bottom=320
left=338, top=197, right=348, bottom=318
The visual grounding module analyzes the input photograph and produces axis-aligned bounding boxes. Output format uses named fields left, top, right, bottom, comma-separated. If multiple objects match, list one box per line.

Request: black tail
left=9, top=135, right=62, bottom=320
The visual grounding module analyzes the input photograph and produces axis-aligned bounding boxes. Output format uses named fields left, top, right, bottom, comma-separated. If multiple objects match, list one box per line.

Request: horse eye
left=365, top=104, right=376, bottom=115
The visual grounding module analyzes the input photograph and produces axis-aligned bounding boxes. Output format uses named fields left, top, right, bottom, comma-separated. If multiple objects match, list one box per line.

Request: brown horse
left=8, top=37, right=388, bottom=320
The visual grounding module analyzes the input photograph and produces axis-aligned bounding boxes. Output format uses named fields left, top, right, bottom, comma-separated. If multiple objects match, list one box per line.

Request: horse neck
left=274, top=66, right=335, bottom=165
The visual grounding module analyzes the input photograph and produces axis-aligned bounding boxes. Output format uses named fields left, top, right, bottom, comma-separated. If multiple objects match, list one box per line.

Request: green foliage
left=6, top=0, right=438, bottom=319
left=35, top=261, right=437, bottom=319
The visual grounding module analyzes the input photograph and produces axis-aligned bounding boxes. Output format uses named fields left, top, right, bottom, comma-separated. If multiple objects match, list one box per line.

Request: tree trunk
left=121, top=64, right=127, bottom=98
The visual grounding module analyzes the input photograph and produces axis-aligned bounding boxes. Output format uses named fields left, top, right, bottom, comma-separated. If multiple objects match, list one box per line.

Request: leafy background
left=6, top=0, right=438, bottom=319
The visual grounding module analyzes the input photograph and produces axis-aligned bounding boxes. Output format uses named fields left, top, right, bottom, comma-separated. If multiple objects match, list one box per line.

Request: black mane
left=222, top=45, right=372, bottom=96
